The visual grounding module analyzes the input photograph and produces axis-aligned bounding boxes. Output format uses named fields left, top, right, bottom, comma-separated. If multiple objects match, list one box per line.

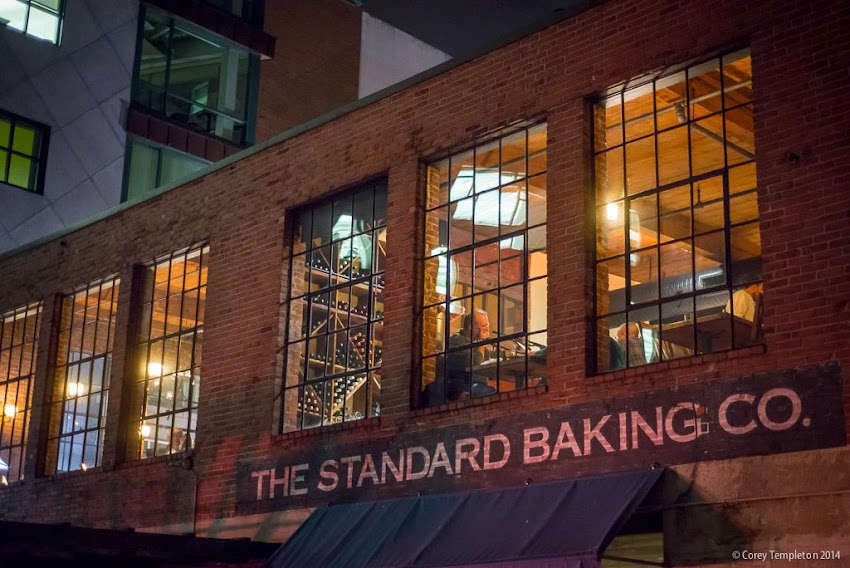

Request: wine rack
left=299, top=240, right=385, bottom=425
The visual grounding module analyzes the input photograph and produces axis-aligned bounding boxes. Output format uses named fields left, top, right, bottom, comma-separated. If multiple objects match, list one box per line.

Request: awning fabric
left=268, top=468, right=662, bottom=568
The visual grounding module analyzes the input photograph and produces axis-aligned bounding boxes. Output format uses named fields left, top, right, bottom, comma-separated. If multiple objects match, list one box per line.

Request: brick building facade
left=0, top=0, right=848, bottom=565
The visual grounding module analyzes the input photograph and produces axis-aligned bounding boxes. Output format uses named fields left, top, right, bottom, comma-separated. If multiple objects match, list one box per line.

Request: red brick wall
left=0, top=0, right=847, bottom=537
left=255, top=0, right=361, bottom=142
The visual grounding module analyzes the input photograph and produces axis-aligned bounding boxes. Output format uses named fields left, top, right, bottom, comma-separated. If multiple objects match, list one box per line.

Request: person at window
left=616, top=322, right=649, bottom=366
left=724, top=282, right=763, bottom=322
left=609, top=336, right=626, bottom=370
left=445, top=309, right=498, bottom=400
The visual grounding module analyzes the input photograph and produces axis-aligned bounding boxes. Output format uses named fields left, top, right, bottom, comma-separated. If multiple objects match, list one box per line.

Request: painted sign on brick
left=236, top=362, right=845, bottom=513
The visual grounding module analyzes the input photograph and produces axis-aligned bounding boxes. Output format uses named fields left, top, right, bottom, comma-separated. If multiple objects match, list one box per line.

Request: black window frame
left=591, top=48, right=761, bottom=375
left=0, top=108, right=50, bottom=195
left=280, top=179, right=387, bottom=433
left=46, top=274, right=120, bottom=474
left=0, top=301, right=42, bottom=485
left=418, top=122, right=549, bottom=407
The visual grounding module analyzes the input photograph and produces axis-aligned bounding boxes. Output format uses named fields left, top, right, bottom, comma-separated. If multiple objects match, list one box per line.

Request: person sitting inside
left=445, top=309, right=498, bottom=400
left=616, top=322, right=650, bottom=367
left=724, top=282, right=763, bottom=322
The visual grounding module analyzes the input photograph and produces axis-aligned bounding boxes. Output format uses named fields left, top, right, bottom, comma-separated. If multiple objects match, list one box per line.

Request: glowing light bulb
left=67, top=381, right=85, bottom=397
left=3, top=404, right=15, bottom=419
left=80, top=463, right=88, bottom=471
left=147, top=362, right=163, bottom=377
left=141, top=424, right=151, bottom=437
left=606, top=202, right=619, bottom=221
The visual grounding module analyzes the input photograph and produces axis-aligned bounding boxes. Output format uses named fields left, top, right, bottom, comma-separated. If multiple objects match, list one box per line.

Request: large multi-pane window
left=0, top=302, right=41, bottom=484
left=46, top=276, right=119, bottom=474
left=134, top=244, right=207, bottom=458
left=282, top=181, right=386, bottom=432
left=593, top=49, right=760, bottom=373
left=0, top=0, right=64, bottom=44
left=132, top=6, right=258, bottom=145
left=0, top=109, right=49, bottom=194
left=420, top=124, right=548, bottom=406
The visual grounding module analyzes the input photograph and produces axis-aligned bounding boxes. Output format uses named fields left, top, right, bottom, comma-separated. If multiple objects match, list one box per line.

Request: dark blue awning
left=268, top=468, right=662, bottom=568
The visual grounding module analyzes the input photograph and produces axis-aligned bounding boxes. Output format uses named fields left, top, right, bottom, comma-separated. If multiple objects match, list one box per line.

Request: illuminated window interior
left=0, top=0, right=63, bottom=44
left=0, top=109, right=49, bottom=194
left=282, top=180, right=386, bottom=432
left=594, top=49, right=761, bottom=373
left=420, top=124, right=547, bottom=405
left=0, top=302, right=42, bottom=484
left=134, top=244, right=207, bottom=458
left=46, top=275, right=119, bottom=474
left=133, top=6, right=256, bottom=145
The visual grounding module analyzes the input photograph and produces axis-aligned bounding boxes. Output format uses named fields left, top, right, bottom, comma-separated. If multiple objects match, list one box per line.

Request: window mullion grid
left=188, top=249, right=205, bottom=443
left=443, top=156, right=454, bottom=397
left=363, top=277, right=374, bottom=419
left=139, top=273, right=155, bottom=458
left=56, top=296, right=72, bottom=471
left=163, top=19, right=175, bottom=116
left=3, top=316, right=21, bottom=470
left=685, top=65, right=698, bottom=351
left=718, top=57, right=738, bottom=348
left=4, top=117, right=16, bottom=183
left=22, top=0, right=31, bottom=34
left=59, top=289, right=83, bottom=471
left=23, top=308, right=40, bottom=472
left=651, top=77, right=663, bottom=359
left=94, top=280, right=117, bottom=465
left=495, top=137, right=504, bottom=391
left=619, top=91, right=633, bottom=365
left=83, top=282, right=104, bottom=467
left=7, top=315, right=25, bottom=472
left=152, top=255, right=177, bottom=451
left=519, top=132, right=531, bottom=389
left=170, top=250, right=190, bottom=451
left=0, top=315, right=9, bottom=453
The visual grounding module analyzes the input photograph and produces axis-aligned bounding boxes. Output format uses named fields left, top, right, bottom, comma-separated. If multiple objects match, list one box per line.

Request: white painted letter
left=454, top=438, right=482, bottom=474
left=665, top=403, right=697, bottom=443
left=483, top=434, right=510, bottom=470
left=428, top=443, right=454, bottom=478
left=405, top=446, right=431, bottom=480
left=757, top=388, right=801, bottom=431
left=318, top=460, right=339, bottom=492
left=251, top=470, right=269, bottom=500
left=631, top=408, right=664, bottom=448
left=551, top=422, right=582, bottom=460
left=523, top=427, right=551, bottom=464
left=718, top=393, right=756, bottom=435
left=584, top=415, right=614, bottom=454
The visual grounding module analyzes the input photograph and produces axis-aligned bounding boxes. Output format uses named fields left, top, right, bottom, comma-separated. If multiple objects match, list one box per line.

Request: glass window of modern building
left=0, top=302, right=42, bottom=484
left=46, top=276, right=119, bottom=474
left=133, top=244, right=208, bottom=458
left=593, top=49, right=760, bottom=373
left=123, top=137, right=209, bottom=202
left=282, top=180, right=387, bottom=432
left=0, top=109, right=49, bottom=194
left=420, top=124, right=548, bottom=406
left=132, top=6, right=259, bottom=146
left=0, top=0, right=64, bottom=44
